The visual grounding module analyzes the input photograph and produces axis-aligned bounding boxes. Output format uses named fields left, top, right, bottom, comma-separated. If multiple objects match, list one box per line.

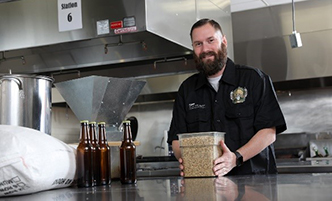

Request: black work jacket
left=168, top=58, right=287, bottom=175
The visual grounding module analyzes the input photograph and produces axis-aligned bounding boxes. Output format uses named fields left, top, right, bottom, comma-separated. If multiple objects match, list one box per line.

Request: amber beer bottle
left=76, top=120, right=94, bottom=187
left=89, top=121, right=100, bottom=186
left=98, top=122, right=111, bottom=185
left=120, top=120, right=137, bottom=184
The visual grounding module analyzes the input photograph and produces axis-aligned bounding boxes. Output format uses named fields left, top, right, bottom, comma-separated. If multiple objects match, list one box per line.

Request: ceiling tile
left=231, top=0, right=267, bottom=12
left=231, top=0, right=309, bottom=13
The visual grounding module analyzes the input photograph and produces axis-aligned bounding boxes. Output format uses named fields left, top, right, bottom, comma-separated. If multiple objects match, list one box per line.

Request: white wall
left=126, top=102, right=174, bottom=157
left=51, top=106, right=80, bottom=143
left=51, top=102, right=174, bottom=157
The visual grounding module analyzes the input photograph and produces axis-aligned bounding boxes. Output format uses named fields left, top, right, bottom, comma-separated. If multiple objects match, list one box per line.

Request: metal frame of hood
left=0, top=0, right=233, bottom=77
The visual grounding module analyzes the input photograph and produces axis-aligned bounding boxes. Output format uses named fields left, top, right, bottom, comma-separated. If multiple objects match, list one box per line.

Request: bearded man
left=168, top=18, right=287, bottom=176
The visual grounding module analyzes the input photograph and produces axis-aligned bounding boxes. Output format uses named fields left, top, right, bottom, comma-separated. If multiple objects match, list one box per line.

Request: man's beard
left=194, top=43, right=228, bottom=77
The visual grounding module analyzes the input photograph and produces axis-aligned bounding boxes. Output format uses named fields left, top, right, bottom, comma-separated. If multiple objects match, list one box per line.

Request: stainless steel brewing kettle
left=0, top=74, right=54, bottom=134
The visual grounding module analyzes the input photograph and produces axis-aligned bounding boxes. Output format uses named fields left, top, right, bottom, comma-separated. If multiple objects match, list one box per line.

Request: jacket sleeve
left=167, top=84, right=188, bottom=144
left=254, top=73, right=287, bottom=134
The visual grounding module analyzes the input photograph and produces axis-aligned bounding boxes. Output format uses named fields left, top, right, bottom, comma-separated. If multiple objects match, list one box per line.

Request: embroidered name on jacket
left=188, top=103, right=206, bottom=110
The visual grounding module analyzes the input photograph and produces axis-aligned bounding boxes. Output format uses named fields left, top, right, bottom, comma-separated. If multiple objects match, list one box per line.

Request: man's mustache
left=199, top=51, right=217, bottom=59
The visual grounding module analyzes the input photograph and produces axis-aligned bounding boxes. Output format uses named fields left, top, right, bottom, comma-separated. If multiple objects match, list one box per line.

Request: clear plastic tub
left=178, top=132, right=225, bottom=177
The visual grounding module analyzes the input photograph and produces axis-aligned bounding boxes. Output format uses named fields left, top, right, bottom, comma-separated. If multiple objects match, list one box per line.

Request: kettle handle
left=0, top=77, right=23, bottom=90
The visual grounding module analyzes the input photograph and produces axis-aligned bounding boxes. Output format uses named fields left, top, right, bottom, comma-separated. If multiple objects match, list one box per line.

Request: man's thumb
left=220, top=140, right=230, bottom=153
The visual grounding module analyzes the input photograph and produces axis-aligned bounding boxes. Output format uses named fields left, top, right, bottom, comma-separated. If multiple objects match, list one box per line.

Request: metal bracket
left=51, top=70, right=81, bottom=78
left=104, top=35, right=146, bottom=54
left=0, top=51, right=25, bottom=65
left=153, top=57, right=187, bottom=69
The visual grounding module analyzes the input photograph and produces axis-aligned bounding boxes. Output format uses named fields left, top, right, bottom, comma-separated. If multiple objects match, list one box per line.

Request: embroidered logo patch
left=188, top=103, right=206, bottom=110
left=230, top=87, right=248, bottom=104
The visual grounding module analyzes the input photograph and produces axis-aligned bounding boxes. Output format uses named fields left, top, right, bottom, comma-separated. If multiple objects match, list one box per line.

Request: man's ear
left=222, top=36, right=228, bottom=47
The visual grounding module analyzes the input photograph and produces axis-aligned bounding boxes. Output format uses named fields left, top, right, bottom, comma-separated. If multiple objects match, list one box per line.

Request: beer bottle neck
left=98, top=124, right=107, bottom=144
left=80, top=122, right=90, bottom=143
left=89, top=123, right=97, bottom=144
left=123, top=123, right=133, bottom=142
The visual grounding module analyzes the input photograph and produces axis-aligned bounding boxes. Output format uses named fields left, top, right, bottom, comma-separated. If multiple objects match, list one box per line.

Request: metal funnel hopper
left=54, top=76, right=146, bottom=127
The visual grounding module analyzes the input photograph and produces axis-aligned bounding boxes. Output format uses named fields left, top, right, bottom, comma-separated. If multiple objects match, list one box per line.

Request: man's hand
left=179, top=158, right=185, bottom=177
left=214, top=177, right=238, bottom=200
left=213, top=140, right=237, bottom=177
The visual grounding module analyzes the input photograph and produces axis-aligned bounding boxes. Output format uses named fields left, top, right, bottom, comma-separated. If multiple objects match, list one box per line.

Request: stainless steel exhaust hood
left=0, top=0, right=233, bottom=75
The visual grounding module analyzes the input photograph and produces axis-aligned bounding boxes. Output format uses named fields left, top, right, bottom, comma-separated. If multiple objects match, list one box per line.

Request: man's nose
left=201, top=42, right=211, bottom=53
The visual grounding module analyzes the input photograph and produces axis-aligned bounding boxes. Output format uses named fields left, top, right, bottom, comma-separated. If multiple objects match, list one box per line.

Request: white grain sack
left=0, top=125, right=76, bottom=197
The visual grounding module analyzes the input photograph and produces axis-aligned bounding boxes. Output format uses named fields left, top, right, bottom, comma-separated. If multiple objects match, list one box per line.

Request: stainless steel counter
left=135, top=158, right=332, bottom=177
left=277, top=159, right=332, bottom=174
left=1, top=173, right=332, bottom=201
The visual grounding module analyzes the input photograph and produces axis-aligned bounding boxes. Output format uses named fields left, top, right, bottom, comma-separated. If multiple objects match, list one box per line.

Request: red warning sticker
left=110, top=21, right=123, bottom=29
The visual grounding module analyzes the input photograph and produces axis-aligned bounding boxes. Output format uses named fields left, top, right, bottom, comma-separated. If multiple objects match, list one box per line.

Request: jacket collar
left=221, top=58, right=237, bottom=86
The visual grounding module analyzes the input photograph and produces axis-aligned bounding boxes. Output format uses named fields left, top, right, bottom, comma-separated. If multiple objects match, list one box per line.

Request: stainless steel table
left=1, top=173, right=332, bottom=201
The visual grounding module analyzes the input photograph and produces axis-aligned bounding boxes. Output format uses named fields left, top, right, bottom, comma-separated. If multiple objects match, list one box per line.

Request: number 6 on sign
left=58, top=0, right=82, bottom=32
left=68, top=13, right=72, bottom=22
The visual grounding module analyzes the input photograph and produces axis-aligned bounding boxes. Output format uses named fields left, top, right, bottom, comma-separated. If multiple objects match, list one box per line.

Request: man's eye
left=194, top=43, right=202, bottom=47
left=208, top=38, right=215, bottom=43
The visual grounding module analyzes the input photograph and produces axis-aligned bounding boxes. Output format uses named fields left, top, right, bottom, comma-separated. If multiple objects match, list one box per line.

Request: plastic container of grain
left=178, top=132, right=225, bottom=177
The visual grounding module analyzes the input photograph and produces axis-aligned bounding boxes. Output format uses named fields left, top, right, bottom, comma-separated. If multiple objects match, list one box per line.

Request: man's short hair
left=190, top=18, right=224, bottom=40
